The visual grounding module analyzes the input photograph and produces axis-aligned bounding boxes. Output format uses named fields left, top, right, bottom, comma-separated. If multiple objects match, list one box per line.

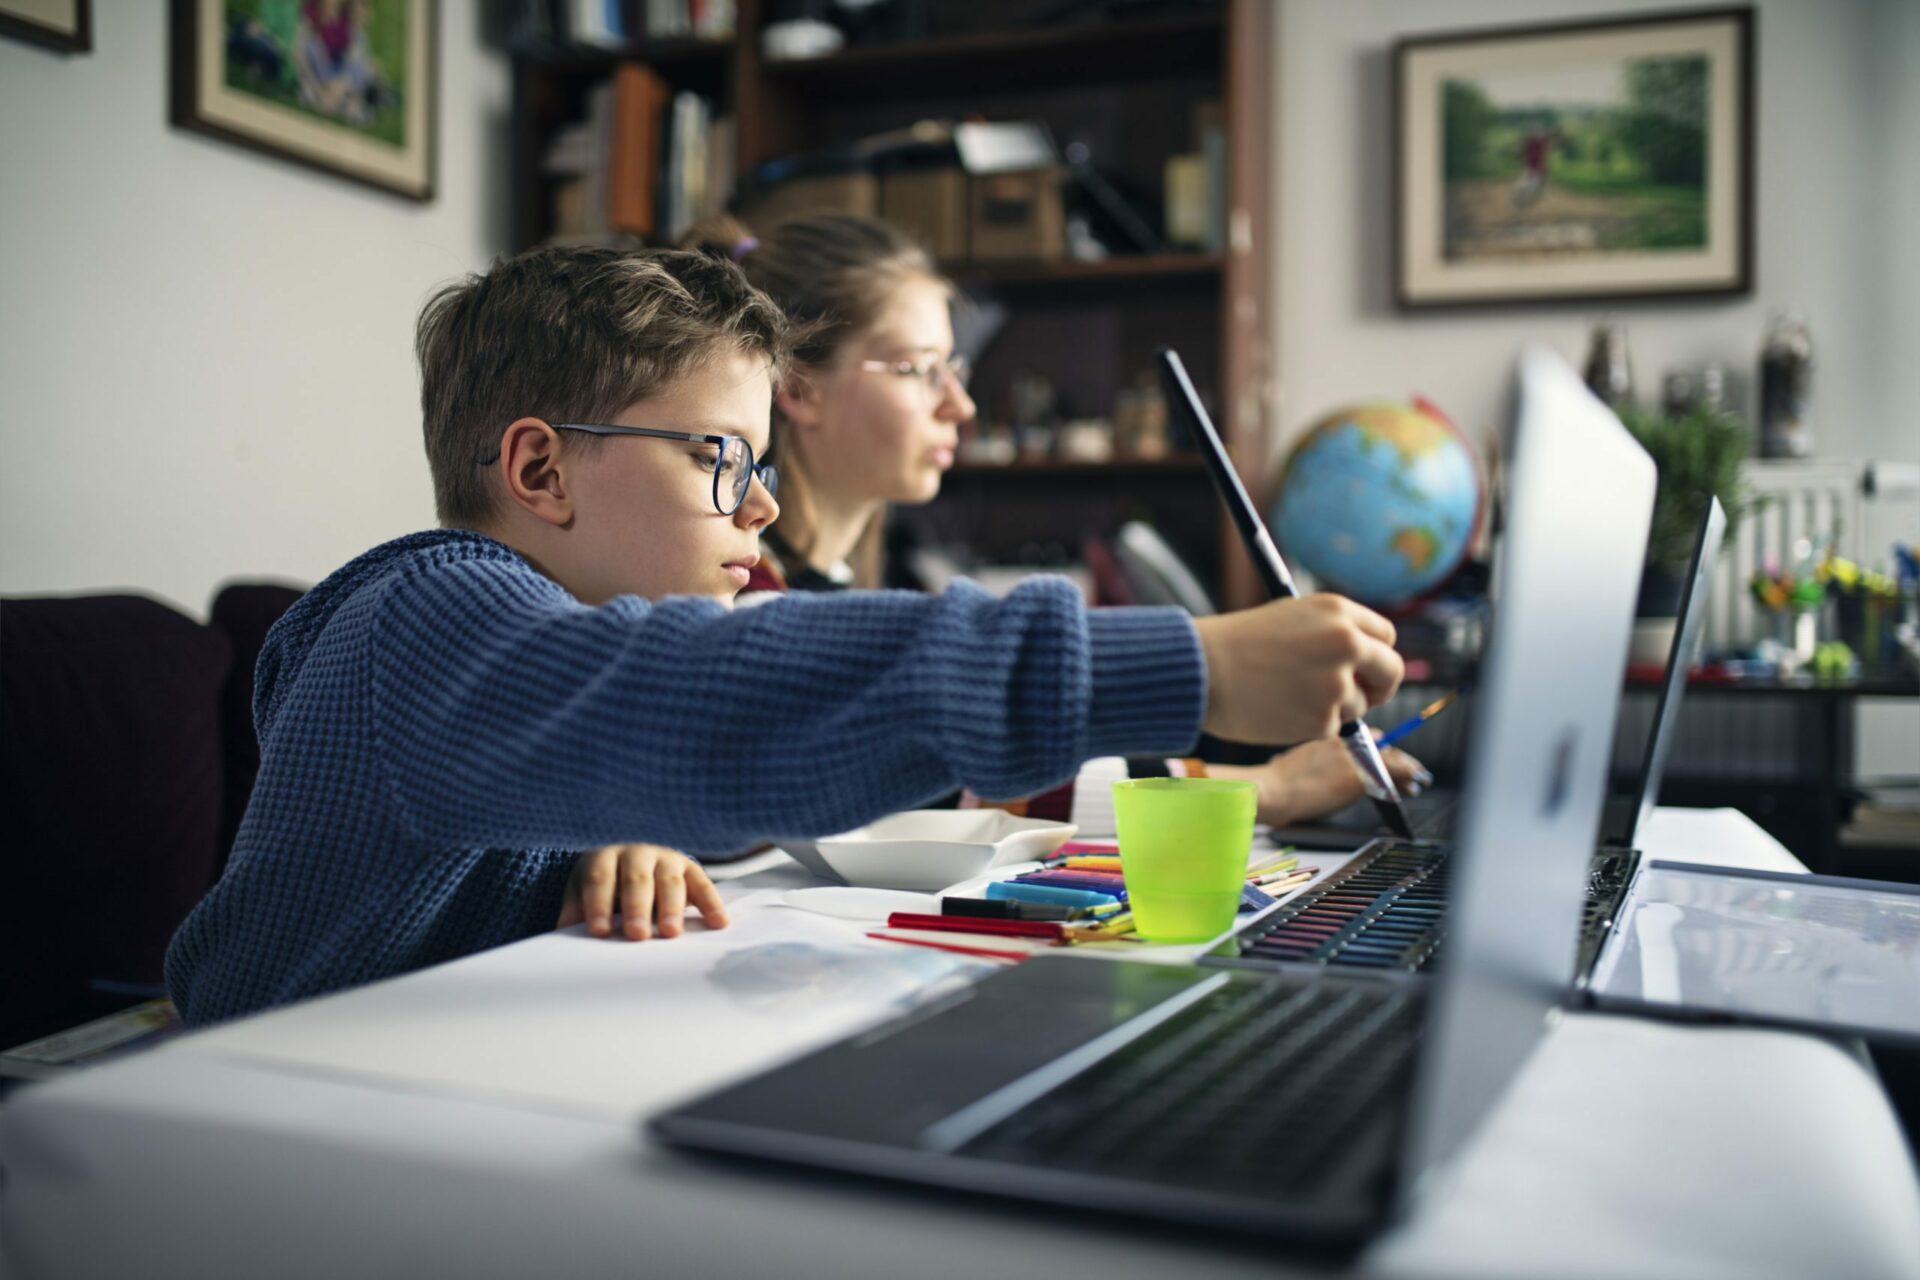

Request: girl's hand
left=1213, top=739, right=1431, bottom=827
left=556, top=844, right=730, bottom=940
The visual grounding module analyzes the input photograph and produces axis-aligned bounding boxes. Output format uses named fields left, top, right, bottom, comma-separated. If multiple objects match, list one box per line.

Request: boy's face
left=559, top=350, right=778, bottom=607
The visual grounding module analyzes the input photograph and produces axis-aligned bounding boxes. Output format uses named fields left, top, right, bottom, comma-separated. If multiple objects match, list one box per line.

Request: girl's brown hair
left=682, top=212, right=950, bottom=587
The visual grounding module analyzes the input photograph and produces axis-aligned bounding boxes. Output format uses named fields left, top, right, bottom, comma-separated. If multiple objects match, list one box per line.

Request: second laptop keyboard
left=1227, top=843, right=1453, bottom=972
left=1220, top=841, right=1633, bottom=977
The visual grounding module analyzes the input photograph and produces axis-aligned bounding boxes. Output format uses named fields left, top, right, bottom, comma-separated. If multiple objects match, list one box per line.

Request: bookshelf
left=508, top=0, right=1274, bottom=608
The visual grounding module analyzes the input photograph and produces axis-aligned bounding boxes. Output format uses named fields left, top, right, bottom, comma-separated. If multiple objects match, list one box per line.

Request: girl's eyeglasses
left=858, top=353, right=971, bottom=398
left=478, top=424, right=776, bottom=516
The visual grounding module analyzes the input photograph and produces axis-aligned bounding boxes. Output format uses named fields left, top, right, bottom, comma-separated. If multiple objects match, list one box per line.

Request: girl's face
left=798, top=275, right=976, bottom=509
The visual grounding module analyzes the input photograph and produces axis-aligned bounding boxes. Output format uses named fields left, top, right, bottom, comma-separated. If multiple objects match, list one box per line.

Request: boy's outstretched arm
left=368, top=560, right=1399, bottom=856
left=368, top=564, right=1201, bottom=854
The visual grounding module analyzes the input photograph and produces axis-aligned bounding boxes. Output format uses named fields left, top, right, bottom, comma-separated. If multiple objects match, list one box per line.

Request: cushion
left=208, top=582, right=305, bottom=873
left=0, top=595, right=232, bottom=1048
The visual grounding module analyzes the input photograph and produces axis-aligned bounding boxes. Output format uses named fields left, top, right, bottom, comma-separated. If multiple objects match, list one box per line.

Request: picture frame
left=0, top=0, right=91, bottom=53
left=1394, top=7, right=1753, bottom=309
left=169, top=0, right=436, bottom=201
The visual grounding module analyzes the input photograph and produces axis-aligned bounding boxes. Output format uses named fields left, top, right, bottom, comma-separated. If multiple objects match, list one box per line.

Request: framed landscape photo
left=1395, top=7, right=1753, bottom=308
left=170, top=0, right=435, bottom=201
left=0, top=0, right=90, bottom=53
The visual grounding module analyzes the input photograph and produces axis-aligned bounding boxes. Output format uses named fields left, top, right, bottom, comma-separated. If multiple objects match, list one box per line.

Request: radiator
left=1705, top=458, right=1920, bottom=651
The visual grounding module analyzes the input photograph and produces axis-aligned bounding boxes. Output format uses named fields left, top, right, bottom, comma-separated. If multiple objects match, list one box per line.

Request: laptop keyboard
left=957, top=977, right=1421, bottom=1196
left=1228, top=843, right=1452, bottom=972
left=1221, top=842, right=1632, bottom=978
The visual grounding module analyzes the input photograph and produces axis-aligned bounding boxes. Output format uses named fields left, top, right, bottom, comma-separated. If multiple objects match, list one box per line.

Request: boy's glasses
left=859, top=354, right=971, bottom=399
left=480, top=424, right=776, bottom=516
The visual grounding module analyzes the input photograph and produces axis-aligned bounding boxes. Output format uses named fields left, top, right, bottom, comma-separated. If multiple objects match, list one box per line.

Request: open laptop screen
left=1603, top=497, right=1725, bottom=849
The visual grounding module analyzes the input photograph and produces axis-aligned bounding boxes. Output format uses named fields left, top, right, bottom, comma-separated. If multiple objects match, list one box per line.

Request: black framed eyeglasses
left=478, top=424, right=777, bottom=516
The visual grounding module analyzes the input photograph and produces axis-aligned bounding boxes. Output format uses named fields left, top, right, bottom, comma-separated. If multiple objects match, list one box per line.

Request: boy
left=165, top=246, right=1403, bottom=1026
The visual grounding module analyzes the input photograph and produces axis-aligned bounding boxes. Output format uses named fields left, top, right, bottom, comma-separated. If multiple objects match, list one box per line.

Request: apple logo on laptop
left=1541, top=728, right=1579, bottom=819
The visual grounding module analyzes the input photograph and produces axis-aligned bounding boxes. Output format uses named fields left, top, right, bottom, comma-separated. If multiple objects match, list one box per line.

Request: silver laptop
left=650, top=346, right=1656, bottom=1244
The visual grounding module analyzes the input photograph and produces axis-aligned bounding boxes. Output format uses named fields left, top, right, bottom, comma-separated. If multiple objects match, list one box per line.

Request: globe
left=1270, top=400, right=1483, bottom=608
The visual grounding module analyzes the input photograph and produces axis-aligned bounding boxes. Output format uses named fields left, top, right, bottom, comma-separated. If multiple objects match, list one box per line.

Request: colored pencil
left=865, top=930, right=1035, bottom=963
left=1377, top=686, right=1466, bottom=748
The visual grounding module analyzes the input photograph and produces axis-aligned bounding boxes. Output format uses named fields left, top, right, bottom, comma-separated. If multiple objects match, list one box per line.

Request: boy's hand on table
left=1212, top=738, right=1430, bottom=827
left=1193, top=595, right=1404, bottom=743
left=556, top=844, right=730, bottom=940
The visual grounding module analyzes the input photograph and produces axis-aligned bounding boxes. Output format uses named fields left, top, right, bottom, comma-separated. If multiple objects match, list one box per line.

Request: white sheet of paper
left=185, top=891, right=991, bottom=1120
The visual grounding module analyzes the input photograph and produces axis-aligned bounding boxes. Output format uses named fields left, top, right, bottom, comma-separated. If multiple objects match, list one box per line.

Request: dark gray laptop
left=648, top=346, right=1657, bottom=1244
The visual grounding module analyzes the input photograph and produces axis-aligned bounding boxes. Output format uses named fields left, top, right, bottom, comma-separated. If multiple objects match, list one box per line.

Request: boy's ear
left=774, top=370, right=822, bottom=430
left=497, top=418, right=572, bottom=527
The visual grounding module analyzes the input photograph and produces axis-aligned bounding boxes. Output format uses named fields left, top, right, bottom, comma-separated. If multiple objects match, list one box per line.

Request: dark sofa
left=0, top=583, right=303, bottom=1049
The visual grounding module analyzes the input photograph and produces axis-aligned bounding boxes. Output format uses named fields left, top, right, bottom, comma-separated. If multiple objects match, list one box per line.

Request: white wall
left=1270, top=0, right=1919, bottom=781
left=0, top=5, right=510, bottom=617
left=1271, top=0, right=1917, bottom=469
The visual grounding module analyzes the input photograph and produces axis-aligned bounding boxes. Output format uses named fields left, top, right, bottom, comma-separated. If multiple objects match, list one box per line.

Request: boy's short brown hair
left=416, top=245, right=791, bottom=527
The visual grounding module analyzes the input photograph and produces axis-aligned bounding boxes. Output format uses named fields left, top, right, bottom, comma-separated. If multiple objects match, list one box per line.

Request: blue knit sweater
left=165, top=529, right=1205, bottom=1025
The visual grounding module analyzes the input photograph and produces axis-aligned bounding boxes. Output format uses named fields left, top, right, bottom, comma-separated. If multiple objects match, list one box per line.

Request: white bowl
left=769, top=837, right=838, bottom=881
left=810, top=810, right=1078, bottom=892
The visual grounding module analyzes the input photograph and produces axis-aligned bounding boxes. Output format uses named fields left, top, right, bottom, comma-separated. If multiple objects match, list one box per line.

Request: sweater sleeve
left=366, top=562, right=1204, bottom=855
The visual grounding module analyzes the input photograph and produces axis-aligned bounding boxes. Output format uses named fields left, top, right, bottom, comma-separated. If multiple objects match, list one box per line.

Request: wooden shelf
left=946, top=456, right=1208, bottom=478
left=950, top=253, right=1222, bottom=299
left=509, top=38, right=731, bottom=75
left=507, top=0, right=1273, bottom=607
left=757, top=13, right=1224, bottom=102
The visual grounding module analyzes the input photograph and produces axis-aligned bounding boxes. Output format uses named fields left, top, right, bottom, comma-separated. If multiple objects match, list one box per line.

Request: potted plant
left=1618, top=404, right=1756, bottom=662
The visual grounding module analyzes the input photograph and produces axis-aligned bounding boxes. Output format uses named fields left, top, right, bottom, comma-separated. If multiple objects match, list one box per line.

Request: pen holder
left=1112, top=778, right=1257, bottom=943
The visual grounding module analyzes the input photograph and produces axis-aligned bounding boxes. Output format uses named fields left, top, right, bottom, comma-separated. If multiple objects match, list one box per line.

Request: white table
left=4, top=809, right=1917, bottom=1280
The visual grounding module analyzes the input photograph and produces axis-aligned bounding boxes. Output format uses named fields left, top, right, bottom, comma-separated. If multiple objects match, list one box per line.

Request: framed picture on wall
left=1395, top=7, right=1753, bottom=308
left=169, top=0, right=435, bottom=201
left=0, top=0, right=91, bottom=53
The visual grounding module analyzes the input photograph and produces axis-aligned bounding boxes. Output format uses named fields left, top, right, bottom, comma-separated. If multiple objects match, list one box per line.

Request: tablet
left=1589, top=861, right=1920, bottom=1044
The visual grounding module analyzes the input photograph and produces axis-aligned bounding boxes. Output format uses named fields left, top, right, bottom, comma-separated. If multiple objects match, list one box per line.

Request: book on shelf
left=570, top=0, right=625, bottom=49
left=610, top=64, right=669, bottom=235
left=545, top=66, right=731, bottom=245
left=507, top=0, right=734, bottom=51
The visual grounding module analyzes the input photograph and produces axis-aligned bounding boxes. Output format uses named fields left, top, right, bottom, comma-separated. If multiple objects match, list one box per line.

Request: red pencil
left=866, top=931, right=1029, bottom=963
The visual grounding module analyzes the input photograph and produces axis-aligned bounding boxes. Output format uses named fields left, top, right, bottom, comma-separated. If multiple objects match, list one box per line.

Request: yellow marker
left=1060, top=856, right=1126, bottom=872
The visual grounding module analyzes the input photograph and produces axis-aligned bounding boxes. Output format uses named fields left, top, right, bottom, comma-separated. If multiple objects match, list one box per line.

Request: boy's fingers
left=620, top=855, right=655, bottom=940
left=687, top=863, right=729, bottom=930
left=1352, top=638, right=1405, bottom=707
left=556, top=892, right=584, bottom=929
left=1340, top=598, right=1398, bottom=646
left=582, top=848, right=619, bottom=937
left=655, top=863, right=688, bottom=939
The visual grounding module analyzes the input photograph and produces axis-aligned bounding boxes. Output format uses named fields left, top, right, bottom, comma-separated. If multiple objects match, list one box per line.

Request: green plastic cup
left=1112, top=777, right=1257, bottom=943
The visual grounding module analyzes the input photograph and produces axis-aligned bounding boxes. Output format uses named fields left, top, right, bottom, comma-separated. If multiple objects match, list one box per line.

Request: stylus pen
left=1155, top=348, right=1416, bottom=841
